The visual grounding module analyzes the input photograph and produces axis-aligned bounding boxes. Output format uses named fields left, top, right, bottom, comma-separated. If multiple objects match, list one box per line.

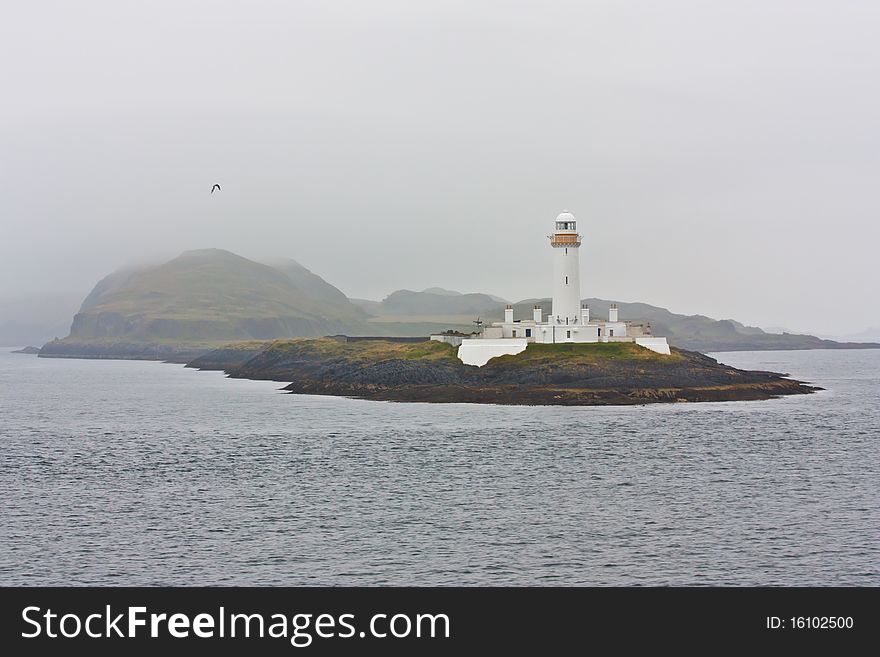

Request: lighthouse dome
left=555, top=210, right=577, bottom=231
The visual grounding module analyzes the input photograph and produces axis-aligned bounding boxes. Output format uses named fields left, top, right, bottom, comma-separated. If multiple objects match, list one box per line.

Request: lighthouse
left=549, top=210, right=582, bottom=325
left=451, top=208, right=671, bottom=365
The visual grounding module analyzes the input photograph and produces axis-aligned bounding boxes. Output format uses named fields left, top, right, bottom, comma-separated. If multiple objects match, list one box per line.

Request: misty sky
left=2, top=0, right=879, bottom=335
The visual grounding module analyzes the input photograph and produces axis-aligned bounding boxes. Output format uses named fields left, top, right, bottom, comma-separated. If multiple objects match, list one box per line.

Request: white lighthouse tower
left=452, top=207, right=671, bottom=365
left=549, top=210, right=582, bottom=325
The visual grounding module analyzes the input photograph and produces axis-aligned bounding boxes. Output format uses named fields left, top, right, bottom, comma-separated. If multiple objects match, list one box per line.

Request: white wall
left=458, top=338, right=528, bottom=366
left=534, top=324, right=599, bottom=344
left=635, top=337, right=671, bottom=355
left=602, top=321, right=627, bottom=338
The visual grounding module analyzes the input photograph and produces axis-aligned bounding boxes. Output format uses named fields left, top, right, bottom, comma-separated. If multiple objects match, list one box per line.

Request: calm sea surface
left=1, top=348, right=877, bottom=586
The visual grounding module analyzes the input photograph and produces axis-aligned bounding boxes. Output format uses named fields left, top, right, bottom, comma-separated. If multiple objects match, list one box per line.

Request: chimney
left=608, top=303, right=618, bottom=323
left=580, top=304, right=590, bottom=324
left=504, top=304, right=514, bottom=323
left=533, top=305, right=542, bottom=323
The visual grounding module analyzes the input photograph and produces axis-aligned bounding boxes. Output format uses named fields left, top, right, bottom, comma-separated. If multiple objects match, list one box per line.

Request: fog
left=2, top=0, right=879, bottom=336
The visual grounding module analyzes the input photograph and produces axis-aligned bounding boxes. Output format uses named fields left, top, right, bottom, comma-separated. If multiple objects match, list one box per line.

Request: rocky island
left=186, top=338, right=819, bottom=405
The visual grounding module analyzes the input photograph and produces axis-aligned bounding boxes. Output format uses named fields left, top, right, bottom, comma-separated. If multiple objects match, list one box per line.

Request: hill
left=263, top=257, right=369, bottom=319
left=352, top=288, right=506, bottom=319
left=40, top=250, right=373, bottom=360
left=186, top=338, right=818, bottom=405
left=510, top=298, right=879, bottom=352
left=352, top=290, right=878, bottom=351
left=34, top=253, right=879, bottom=360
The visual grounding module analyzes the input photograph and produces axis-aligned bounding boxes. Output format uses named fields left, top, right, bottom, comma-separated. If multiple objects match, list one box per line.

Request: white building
left=454, top=210, right=670, bottom=366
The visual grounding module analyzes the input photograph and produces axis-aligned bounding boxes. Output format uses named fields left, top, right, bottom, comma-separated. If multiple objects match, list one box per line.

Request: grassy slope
left=89, top=249, right=361, bottom=322
left=264, top=257, right=368, bottom=319
left=488, top=341, right=683, bottom=366
left=376, top=290, right=503, bottom=316
left=256, top=338, right=681, bottom=362
left=203, top=339, right=688, bottom=371
left=47, top=250, right=381, bottom=351
left=254, top=337, right=461, bottom=362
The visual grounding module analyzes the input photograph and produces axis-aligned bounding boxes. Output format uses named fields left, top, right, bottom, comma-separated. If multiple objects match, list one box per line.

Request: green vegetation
left=265, top=257, right=367, bottom=319
left=85, top=249, right=365, bottom=322
left=356, top=289, right=504, bottom=318
left=210, top=339, right=278, bottom=351
left=261, top=337, right=459, bottom=363
left=252, top=338, right=682, bottom=368
left=488, top=342, right=684, bottom=367
left=233, top=337, right=683, bottom=370
left=60, top=250, right=376, bottom=348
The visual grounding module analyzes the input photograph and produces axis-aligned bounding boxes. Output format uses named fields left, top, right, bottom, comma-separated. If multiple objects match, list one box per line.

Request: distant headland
left=32, top=247, right=878, bottom=361
left=10, top=346, right=40, bottom=355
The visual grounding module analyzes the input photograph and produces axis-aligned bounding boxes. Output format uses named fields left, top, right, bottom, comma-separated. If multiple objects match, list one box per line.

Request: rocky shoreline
left=185, top=338, right=820, bottom=406
left=275, top=378, right=812, bottom=405
left=38, top=340, right=214, bottom=363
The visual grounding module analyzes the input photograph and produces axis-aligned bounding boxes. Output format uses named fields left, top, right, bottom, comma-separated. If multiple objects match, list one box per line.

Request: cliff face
left=67, top=311, right=354, bottom=342
left=187, top=339, right=819, bottom=406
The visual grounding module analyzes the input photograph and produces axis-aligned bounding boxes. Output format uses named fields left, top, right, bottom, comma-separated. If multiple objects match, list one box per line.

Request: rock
left=11, top=346, right=40, bottom=354
left=186, top=338, right=821, bottom=406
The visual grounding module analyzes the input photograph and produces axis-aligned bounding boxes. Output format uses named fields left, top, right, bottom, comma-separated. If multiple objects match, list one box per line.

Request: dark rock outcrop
left=38, top=340, right=209, bottom=363
left=187, top=338, right=820, bottom=406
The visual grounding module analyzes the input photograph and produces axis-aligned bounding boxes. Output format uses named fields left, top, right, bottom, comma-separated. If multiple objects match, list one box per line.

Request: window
left=565, top=248, right=568, bottom=254
left=566, top=330, right=571, bottom=339
left=525, top=328, right=532, bottom=337
left=609, top=329, right=614, bottom=337
left=565, top=276, right=568, bottom=285
left=512, top=330, right=517, bottom=337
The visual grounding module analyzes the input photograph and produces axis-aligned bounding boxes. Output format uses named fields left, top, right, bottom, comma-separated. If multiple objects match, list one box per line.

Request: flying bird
left=211, top=184, right=221, bottom=194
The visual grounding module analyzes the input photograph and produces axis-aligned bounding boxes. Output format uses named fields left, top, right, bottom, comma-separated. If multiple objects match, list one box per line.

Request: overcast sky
left=2, top=0, right=878, bottom=335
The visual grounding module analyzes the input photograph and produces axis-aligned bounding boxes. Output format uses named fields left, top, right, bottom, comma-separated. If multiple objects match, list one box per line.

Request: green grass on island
left=258, top=337, right=461, bottom=363
left=237, top=337, right=679, bottom=367
left=490, top=341, right=683, bottom=366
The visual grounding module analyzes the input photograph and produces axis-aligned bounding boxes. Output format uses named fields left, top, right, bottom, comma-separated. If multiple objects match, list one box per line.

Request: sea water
left=1, top=348, right=877, bottom=585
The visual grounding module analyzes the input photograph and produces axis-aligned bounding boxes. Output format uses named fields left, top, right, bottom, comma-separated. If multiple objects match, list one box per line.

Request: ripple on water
left=0, top=349, right=878, bottom=585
